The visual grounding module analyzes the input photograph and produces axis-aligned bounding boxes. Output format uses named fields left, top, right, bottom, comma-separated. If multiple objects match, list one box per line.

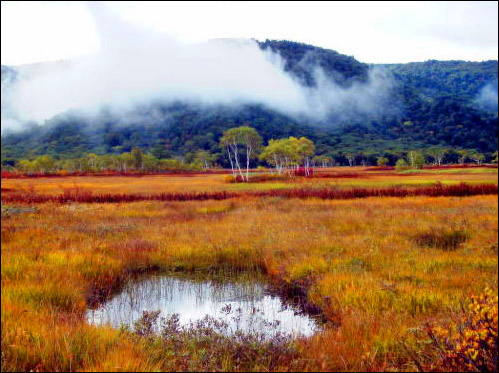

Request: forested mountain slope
left=1, top=40, right=497, bottom=165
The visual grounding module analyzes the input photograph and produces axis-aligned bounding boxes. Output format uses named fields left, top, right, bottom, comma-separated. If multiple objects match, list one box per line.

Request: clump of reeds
left=311, top=172, right=367, bottom=179
left=225, top=174, right=291, bottom=183
left=413, top=226, right=469, bottom=250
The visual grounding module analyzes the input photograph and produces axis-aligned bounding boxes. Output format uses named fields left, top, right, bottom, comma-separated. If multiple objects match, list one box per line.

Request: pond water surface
left=86, top=274, right=320, bottom=337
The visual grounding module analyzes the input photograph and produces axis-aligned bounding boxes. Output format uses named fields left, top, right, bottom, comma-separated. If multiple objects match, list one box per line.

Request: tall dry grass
left=1, top=172, right=498, bottom=371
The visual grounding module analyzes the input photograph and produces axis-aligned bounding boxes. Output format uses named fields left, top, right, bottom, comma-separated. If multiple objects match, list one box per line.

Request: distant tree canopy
left=258, top=39, right=369, bottom=86
left=220, top=126, right=263, bottom=181
left=11, top=152, right=207, bottom=175
left=259, top=136, right=315, bottom=176
left=4, top=138, right=494, bottom=177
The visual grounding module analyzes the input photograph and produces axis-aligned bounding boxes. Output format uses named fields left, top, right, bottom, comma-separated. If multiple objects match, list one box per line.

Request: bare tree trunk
left=226, top=146, right=235, bottom=176
left=285, top=157, right=292, bottom=177
left=246, top=144, right=251, bottom=182
left=231, top=143, right=245, bottom=181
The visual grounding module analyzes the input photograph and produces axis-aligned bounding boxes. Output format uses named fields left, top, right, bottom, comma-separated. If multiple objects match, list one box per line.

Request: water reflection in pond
left=86, top=274, right=320, bottom=337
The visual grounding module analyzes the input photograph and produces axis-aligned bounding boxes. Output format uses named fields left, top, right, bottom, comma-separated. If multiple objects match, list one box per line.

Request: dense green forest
left=7, top=128, right=496, bottom=176
left=1, top=40, right=497, bottom=168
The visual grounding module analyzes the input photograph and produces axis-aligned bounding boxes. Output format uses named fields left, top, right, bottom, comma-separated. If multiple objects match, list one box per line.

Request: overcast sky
left=1, top=1, right=498, bottom=66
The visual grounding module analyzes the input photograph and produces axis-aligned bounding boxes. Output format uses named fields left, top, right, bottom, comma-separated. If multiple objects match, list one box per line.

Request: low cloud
left=1, top=3, right=394, bottom=132
left=475, top=82, right=499, bottom=111
left=304, top=66, right=395, bottom=121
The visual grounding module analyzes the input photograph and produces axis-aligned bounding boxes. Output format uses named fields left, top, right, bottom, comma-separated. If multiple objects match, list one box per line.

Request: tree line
left=2, top=126, right=497, bottom=177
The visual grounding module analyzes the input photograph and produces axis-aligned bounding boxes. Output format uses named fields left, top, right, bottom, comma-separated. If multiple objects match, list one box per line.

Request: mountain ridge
left=1, top=39, right=498, bottom=165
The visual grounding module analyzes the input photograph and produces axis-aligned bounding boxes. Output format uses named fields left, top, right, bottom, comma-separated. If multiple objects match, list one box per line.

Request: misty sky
left=1, top=1, right=498, bottom=66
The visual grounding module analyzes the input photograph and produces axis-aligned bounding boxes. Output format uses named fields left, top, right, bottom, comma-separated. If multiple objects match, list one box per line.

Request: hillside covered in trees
left=1, top=40, right=498, bottom=168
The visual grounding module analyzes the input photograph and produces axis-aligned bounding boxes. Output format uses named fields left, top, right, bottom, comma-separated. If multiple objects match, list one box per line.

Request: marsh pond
left=86, top=273, right=321, bottom=337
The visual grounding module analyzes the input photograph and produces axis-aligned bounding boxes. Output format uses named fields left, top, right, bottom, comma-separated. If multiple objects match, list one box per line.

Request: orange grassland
left=1, top=167, right=498, bottom=371
left=2, top=166, right=498, bottom=196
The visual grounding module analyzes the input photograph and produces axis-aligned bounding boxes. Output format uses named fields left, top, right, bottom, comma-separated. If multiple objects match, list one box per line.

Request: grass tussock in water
left=412, top=224, right=470, bottom=251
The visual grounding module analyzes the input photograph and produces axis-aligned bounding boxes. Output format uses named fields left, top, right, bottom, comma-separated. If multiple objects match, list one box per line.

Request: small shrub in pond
left=131, top=306, right=304, bottom=371
left=133, top=310, right=161, bottom=337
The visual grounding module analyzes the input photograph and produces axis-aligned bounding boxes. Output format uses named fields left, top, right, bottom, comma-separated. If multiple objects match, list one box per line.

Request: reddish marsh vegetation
left=0, top=169, right=234, bottom=179
left=2, top=182, right=497, bottom=204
